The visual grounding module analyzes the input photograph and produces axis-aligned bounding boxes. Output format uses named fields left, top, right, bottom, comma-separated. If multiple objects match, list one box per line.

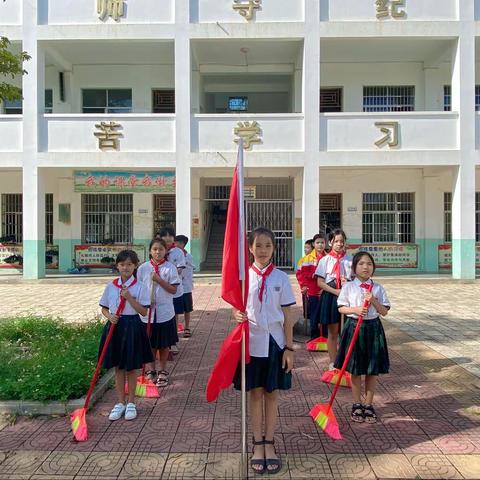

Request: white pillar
left=302, top=0, right=320, bottom=241
left=451, top=3, right=476, bottom=279
left=174, top=0, right=192, bottom=242
left=22, top=0, right=45, bottom=279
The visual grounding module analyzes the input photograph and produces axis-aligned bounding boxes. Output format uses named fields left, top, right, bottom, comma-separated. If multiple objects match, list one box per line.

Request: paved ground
left=0, top=278, right=480, bottom=479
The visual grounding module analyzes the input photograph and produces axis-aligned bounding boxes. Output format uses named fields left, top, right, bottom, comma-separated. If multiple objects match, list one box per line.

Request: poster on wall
left=438, top=244, right=480, bottom=269
left=0, top=244, right=59, bottom=269
left=74, top=171, right=176, bottom=193
left=74, top=244, right=146, bottom=268
left=347, top=244, right=418, bottom=268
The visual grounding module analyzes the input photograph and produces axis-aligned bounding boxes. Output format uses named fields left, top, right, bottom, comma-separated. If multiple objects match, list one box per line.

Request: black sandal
left=351, top=403, right=364, bottom=423
left=183, top=328, right=192, bottom=338
left=156, top=370, right=169, bottom=387
left=363, top=404, right=378, bottom=424
left=251, top=437, right=266, bottom=475
left=264, top=438, right=282, bottom=475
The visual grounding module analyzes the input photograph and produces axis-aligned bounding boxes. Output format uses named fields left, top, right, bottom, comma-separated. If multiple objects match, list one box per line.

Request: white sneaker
left=124, top=403, right=137, bottom=421
left=328, top=362, right=335, bottom=371
left=109, top=403, right=126, bottom=421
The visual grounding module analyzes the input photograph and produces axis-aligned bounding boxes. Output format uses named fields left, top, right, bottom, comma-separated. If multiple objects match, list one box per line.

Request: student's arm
left=317, top=277, right=341, bottom=296
left=364, top=290, right=390, bottom=317
left=339, top=305, right=366, bottom=317
left=121, top=288, right=148, bottom=317
left=282, top=306, right=294, bottom=373
left=153, top=273, right=177, bottom=294
left=101, top=306, right=119, bottom=324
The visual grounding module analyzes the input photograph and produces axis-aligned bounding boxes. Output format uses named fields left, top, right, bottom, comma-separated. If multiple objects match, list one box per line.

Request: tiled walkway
left=0, top=279, right=480, bottom=479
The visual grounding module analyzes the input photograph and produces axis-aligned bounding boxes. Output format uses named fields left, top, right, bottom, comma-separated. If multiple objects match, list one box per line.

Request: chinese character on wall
left=375, top=0, right=406, bottom=19
left=94, top=121, right=123, bottom=150
left=234, top=121, right=262, bottom=150
left=232, top=0, right=261, bottom=21
left=97, top=0, right=125, bottom=22
left=374, top=122, right=399, bottom=149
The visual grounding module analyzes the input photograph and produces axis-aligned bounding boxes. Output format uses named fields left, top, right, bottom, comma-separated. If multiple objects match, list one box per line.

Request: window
left=152, top=89, right=175, bottom=113
left=444, top=192, right=452, bottom=243
left=153, top=195, right=176, bottom=234
left=320, top=88, right=343, bottom=112
left=1, top=194, right=22, bottom=243
left=363, top=86, right=415, bottom=112
left=82, top=89, right=132, bottom=114
left=362, top=193, right=415, bottom=243
left=319, top=194, right=342, bottom=235
left=45, top=193, right=53, bottom=245
left=82, top=194, right=133, bottom=244
left=3, top=99, right=22, bottom=115
left=444, top=85, right=451, bottom=112
left=476, top=86, right=480, bottom=112
left=228, top=96, right=248, bottom=112
left=45, top=89, right=53, bottom=114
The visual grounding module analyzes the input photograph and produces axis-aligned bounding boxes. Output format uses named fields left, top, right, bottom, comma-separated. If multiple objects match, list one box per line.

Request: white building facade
left=0, top=0, right=479, bottom=278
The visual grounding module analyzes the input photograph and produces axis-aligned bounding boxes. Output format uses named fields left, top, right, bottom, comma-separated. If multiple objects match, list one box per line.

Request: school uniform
left=181, top=252, right=194, bottom=313
left=233, top=265, right=296, bottom=393
left=167, top=246, right=186, bottom=315
left=334, top=278, right=391, bottom=375
left=137, top=260, right=181, bottom=349
left=314, top=253, right=353, bottom=326
left=98, top=276, right=153, bottom=371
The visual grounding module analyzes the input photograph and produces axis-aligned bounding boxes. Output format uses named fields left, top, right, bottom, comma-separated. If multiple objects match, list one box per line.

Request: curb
left=0, top=369, right=115, bottom=415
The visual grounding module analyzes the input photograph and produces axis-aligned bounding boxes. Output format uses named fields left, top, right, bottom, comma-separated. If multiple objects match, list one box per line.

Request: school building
left=0, top=1, right=479, bottom=278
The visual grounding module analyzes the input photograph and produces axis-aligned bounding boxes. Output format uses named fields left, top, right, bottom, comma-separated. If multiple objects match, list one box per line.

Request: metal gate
left=246, top=200, right=294, bottom=269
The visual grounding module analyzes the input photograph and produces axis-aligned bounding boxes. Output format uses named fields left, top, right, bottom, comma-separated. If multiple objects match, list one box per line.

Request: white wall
left=0, top=0, right=21, bottom=25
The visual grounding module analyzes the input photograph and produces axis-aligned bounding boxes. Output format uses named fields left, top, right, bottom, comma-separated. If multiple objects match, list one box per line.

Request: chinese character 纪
left=374, top=122, right=399, bottom=149
left=375, top=0, right=406, bottom=19
left=94, top=121, right=122, bottom=150
left=97, top=0, right=125, bottom=22
left=232, top=0, right=261, bottom=21
left=234, top=121, right=262, bottom=150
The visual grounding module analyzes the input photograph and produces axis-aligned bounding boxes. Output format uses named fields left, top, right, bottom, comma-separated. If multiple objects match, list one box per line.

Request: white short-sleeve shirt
left=182, top=252, right=194, bottom=294
left=247, top=265, right=296, bottom=358
left=314, top=253, right=353, bottom=285
left=337, top=278, right=391, bottom=320
left=137, top=260, right=181, bottom=323
left=167, top=246, right=186, bottom=298
left=99, top=275, right=150, bottom=316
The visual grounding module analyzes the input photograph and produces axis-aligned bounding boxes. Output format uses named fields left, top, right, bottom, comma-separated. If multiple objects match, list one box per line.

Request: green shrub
left=0, top=316, right=104, bottom=402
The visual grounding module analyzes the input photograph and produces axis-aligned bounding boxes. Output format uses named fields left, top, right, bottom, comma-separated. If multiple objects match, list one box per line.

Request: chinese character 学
left=97, top=0, right=125, bottom=22
left=94, top=122, right=123, bottom=150
left=232, top=0, right=261, bottom=21
left=375, top=0, right=406, bottom=19
left=374, top=122, right=399, bottom=149
left=234, top=121, right=262, bottom=150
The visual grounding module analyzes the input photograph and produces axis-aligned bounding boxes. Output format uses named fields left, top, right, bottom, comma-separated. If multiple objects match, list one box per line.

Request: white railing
left=0, top=116, right=22, bottom=152
left=44, top=114, right=175, bottom=152
left=192, top=0, right=304, bottom=23
left=320, top=112, right=458, bottom=151
left=38, top=0, right=174, bottom=25
left=321, top=0, right=457, bottom=21
left=193, top=113, right=304, bottom=152
left=0, top=0, right=21, bottom=25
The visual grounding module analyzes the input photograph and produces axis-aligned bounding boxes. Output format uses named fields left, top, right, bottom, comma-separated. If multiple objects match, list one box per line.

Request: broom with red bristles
left=306, top=336, right=328, bottom=352
left=309, top=284, right=373, bottom=440
left=71, top=292, right=127, bottom=442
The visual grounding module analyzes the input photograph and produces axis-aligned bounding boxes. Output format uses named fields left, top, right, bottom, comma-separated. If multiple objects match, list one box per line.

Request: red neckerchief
left=251, top=263, right=275, bottom=303
left=112, top=277, right=138, bottom=316
left=360, top=281, right=372, bottom=289
left=150, top=258, right=166, bottom=275
left=316, top=251, right=326, bottom=264
left=328, top=250, right=346, bottom=289
left=167, top=243, right=176, bottom=252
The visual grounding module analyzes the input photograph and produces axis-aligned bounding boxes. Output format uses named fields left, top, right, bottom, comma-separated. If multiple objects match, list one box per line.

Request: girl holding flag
left=315, top=229, right=353, bottom=370
left=137, top=238, right=180, bottom=387
left=98, top=250, right=152, bottom=421
left=233, top=227, right=296, bottom=475
left=335, top=251, right=390, bottom=423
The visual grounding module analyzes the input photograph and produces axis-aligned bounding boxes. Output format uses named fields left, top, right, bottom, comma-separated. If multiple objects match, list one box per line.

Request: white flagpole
left=237, top=139, right=247, bottom=478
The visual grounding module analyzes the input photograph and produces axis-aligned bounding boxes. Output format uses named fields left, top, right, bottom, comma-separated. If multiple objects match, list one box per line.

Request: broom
left=310, top=285, right=372, bottom=440
left=306, top=336, right=328, bottom=352
left=71, top=294, right=126, bottom=442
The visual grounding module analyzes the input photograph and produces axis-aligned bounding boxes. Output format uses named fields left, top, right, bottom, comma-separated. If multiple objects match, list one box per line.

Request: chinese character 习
left=374, top=122, right=399, bottom=149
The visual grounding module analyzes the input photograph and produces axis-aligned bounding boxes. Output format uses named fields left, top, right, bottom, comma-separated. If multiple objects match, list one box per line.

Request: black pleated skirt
left=233, top=335, right=291, bottom=393
left=334, top=317, right=390, bottom=376
left=318, top=288, right=341, bottom=326
left=98, top=314, right=153, bottom=372
left=149, top=316, right=178, bottom=349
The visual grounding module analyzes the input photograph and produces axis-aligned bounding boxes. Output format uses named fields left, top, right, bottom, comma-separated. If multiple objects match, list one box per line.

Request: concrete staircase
left=202, top=219, right=226, bottom=271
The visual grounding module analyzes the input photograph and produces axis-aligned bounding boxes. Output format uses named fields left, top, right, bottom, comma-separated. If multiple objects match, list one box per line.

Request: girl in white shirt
left=137, top=238, right=180, bottom=388
left=98, top=250, right=152, bottom=422
left=234, top=227, right=296, bottom=475
left=335, top=251, right=391, bottom=424
left=315, top=229, right=353, bottom=369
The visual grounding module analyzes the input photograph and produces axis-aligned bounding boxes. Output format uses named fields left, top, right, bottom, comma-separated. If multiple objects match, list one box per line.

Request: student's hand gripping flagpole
left=309, top=284, right=373, bottom=440
left=70, top=296, right=127, bottom=442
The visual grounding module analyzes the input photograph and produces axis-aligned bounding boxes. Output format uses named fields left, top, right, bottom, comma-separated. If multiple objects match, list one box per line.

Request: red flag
left=206, top=140, right=250, bottom=402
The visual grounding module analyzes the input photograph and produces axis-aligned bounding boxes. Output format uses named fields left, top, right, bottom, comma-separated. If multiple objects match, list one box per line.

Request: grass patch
left=0, top=316, right=104, bottom=402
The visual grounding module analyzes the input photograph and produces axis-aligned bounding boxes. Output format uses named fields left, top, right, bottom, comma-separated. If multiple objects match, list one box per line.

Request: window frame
left=82, top=88, right=133, bottom=114
left=363, top=85, right=415, bottom=112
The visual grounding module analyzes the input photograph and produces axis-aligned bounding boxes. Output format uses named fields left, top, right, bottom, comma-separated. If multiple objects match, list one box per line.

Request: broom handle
left=327, top=285, right=373, bottom=410
left=141, top=276, right=156, bottom=378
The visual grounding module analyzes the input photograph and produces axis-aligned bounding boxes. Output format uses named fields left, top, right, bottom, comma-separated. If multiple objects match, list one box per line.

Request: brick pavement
left=0, top=278, right=479, bottom=479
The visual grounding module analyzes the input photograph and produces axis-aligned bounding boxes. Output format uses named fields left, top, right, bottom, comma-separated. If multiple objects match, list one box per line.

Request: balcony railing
left=38, top=0, right=174, bottom=25
left=320, top=112, right=458, bottom=151
left=192, top=0, right=304, bottom=23
left=321, top=0, right=457, bottom=21
left=44, top=114, right=175, bottom=152
left=0, top=116, right=22, bottom=152
left=192, top=113, right=304, bottom=152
